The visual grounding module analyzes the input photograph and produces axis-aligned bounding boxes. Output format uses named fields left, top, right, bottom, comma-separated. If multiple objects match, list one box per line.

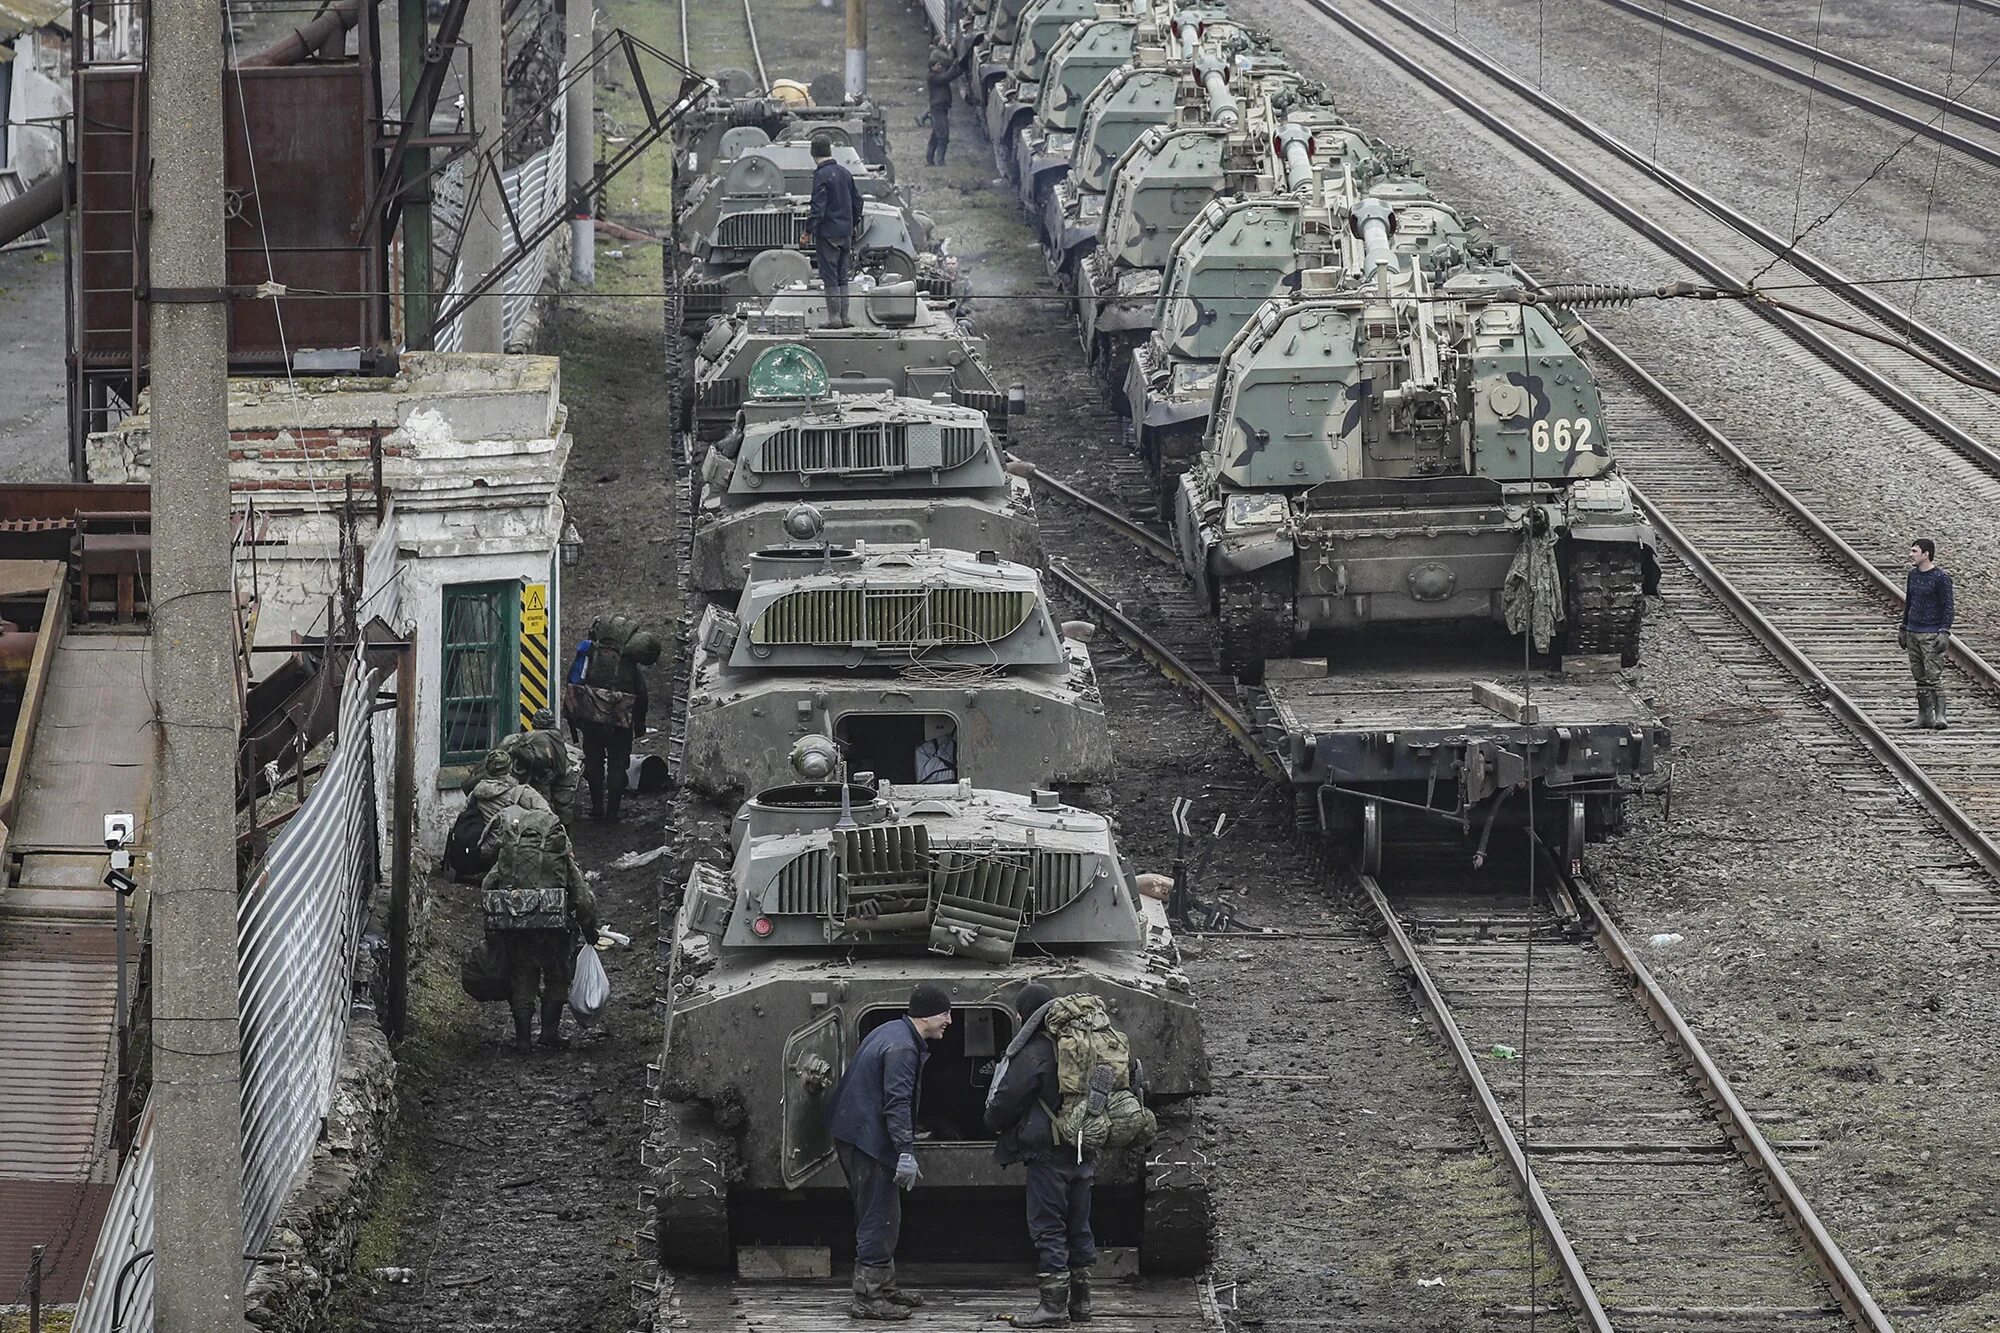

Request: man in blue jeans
left=825, top=983, right=953, bottom=1320
left=803, top=134, right=867, bottom=327
left=1900, top=538, right=1955, bottom=731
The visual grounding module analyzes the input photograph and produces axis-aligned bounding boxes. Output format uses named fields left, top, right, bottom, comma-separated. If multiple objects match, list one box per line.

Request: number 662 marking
left=1532, top=416, right=1595, bottom=452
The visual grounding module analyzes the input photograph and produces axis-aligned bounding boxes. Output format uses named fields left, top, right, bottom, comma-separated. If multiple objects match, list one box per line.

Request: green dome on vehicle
left=747, top=343, right=829, bottom=400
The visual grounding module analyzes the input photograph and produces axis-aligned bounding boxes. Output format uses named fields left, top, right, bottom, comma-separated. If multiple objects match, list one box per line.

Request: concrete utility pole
left=846, top=0, right=867, bottom=101
left=566, top=0, right=595, bottom=287
left=400, top=0, right=435, bottom=348
left=460, top=0, right=506, bottom=351
left=148, top=0, right=249, bottom=1325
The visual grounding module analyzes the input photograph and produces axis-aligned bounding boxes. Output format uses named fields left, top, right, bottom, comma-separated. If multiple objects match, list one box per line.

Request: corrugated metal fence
left=433, top=104, right=570, bottom=352
left=70, top=511, right=405, bottom=1333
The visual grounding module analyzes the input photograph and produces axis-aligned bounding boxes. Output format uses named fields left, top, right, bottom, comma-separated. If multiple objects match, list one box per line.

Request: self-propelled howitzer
left=1171, top=259, right=1657, bottom=679
left=1130, top=170, right=1484, bottom=509
left=652, top=779, right=1211, bottom=1271
left=694, top=346, right=1039, bottom=594
left=682, top=540, right=1108, bottom=797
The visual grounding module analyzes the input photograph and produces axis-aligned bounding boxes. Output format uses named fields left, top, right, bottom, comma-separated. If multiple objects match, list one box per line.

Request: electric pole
left=400, top=0, right=435, bottom=348
left=461, top=0, right=506, bottom=351
left=846, top=0, right=867, bottom=100
left=566, top=0, right=595, bottom=287
left=148, top=1, right=249, bottom=1325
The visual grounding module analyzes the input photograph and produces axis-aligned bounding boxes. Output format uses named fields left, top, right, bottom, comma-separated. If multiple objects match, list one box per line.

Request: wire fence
left=433, top=100, right=571, bottom=352
left=70, top=511, right=404, bottom=1333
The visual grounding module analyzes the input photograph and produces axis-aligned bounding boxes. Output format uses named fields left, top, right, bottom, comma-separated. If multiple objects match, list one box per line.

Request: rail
left=1311, top=0, right=2000, bottom=476
left=1587, top=0, right=2000, bottom=169
left=1355, top=854, right=1896, bottom=1332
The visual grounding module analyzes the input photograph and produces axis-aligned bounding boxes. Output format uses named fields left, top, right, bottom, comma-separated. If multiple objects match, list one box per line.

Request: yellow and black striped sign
left=519, top=581, right=551, bottom=730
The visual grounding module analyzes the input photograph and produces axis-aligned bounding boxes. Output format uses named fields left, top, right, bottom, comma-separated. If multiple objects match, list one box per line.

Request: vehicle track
left=1312, top=0, right=2000, bottom=480
left=1581, top=0, right=2000, bottom=171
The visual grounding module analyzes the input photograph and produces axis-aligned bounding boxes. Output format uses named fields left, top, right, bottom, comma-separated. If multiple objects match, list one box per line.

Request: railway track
left=1311, top=0, right=2000, bottom=481
left=1583, top=0, right=2000, bottom=171
left=1040, top=511, right=1898, bottom=1332
left=676, top=0, right=769, bottom=92
left=1356, top=842, right=1892, bottom=1333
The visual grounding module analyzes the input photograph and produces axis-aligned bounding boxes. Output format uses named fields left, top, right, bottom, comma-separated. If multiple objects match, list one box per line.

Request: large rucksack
left=584, top=617, right=634, bottom=690
left=1038, top=994, right=1157, bottom=1158
left=481, top=807, right=572, bottom=932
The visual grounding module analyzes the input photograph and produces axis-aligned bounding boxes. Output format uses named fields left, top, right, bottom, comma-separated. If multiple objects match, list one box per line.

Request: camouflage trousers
left=491, top=928, right=576, bottom=1033
left=1906, top=632, right=1948, bottom=690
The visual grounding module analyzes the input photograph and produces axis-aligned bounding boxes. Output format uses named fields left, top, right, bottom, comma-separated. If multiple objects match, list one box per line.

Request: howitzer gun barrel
left=1195, top=58, right=1240, bottom=127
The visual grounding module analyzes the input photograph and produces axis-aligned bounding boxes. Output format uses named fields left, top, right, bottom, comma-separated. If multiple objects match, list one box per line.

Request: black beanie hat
left=908, top=982, right=951, bottom=1019
left=1015, top=982, right=1056, bottom=1019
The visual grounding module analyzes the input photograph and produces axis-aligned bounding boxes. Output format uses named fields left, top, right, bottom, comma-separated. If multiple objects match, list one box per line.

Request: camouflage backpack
left=1038, top=994, right=1157, bottom=1157
left=481, top=807, right=571, bottom=931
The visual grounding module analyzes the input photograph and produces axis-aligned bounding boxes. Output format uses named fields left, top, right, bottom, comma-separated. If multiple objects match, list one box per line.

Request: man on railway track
left=923, top=46, right=962, bottom=166
left=803, top=133, right=866, bottom=327
left=824, top=983, right=954, bottom=1320
left=1900, top=538, right=1955, bottom=731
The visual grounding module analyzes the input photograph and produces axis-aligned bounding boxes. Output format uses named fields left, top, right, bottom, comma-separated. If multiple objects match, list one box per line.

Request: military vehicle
left=1171, top=249, right=1657, bottom=679
left=675, top=85, right=891, bottom=180
left=1077, top=66, right=1337, bottom=391
left=1009, top=10, right=1141, bottom=218
left=651, top=772, right=1210, bottom=1272
left=1128, top=171, right=1485, bottom=511
left=682, top=538, right=1110, bottom=797
left=677, top=136, right=947, bottom=334
left=1040, top=9, right=1239, bottom=276
left=693, top=344, right=1039, bottom=593
left=690, top=283, right=1012, bottom=441
left=982, top=0, right=1099, bottom=181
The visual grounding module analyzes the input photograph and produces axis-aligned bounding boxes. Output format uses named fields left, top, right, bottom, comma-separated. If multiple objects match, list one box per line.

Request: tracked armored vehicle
left=694, top=345, right=1039, bottom=594
left=983, top=0, right=1099, bottom=180
left=676, top=86, right=891, bottom=180
left=1041, top=9, right=1239, bottom=276
left=1010, top=9, right=1142, bottom=219
left=1078, top=68, right=1337, bottom=387
left=652, top=776, right=1210, bottom=1272
left=1129, top=171, right=1483, bottom=510
left=690, top=283, right=1011, bottom=441
left=677, top=137, right=946, bottom=333
left=683, top=540, right=1109, bottom=797
left=1172, top=253, right=1657, bottom=680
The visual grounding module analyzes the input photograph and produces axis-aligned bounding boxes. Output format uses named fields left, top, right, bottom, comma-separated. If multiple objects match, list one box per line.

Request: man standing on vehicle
left=824, top=983, right=953, bottom=1320
left=803, top=134, right=867, bottom=327
left=985, top=982, right=1096, bottom=1326
left=1900, top=538, right=1955, bottom=730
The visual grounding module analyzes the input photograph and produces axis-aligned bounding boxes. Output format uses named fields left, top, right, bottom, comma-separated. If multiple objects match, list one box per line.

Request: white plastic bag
left=569, top=943, right=610, bottom=1021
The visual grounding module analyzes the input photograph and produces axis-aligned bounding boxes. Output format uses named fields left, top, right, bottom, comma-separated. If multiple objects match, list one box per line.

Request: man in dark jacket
left=1900, top=538, right=1955, bottom=730
left=825, top=983, right=954, bottom=1319
left=984, top=982, right=1096, bottom=1326
left=804, top=134, right=868, bottom=327
left=924, top=46, right=961, bottom=166
left=575, top=614, right=662, bottom=820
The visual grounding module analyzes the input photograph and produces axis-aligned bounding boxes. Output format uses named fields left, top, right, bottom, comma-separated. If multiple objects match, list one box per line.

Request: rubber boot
left=607, top=789, right=623, bottom=821
left=1068, top=1266, right=1093, bottom=1323
left=879, top=1260, right=925, bottom=1309
left=1931, top=690, right=1949, bottom=731
left=589, top=788, right=604, bottom=820
left=1915, top=691, right=1933, bottom=729
left=509, top=1004, right=534, bottom=1055
left=1012, top=1272, right=1071, bottom=1328
left=848, top=1264, right=912, bottom=1321
left=538, top=996, right=570, bottom=1049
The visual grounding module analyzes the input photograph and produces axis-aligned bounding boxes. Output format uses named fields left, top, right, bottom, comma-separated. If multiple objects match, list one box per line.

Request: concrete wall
left=87, top=353, right=574, bottom=851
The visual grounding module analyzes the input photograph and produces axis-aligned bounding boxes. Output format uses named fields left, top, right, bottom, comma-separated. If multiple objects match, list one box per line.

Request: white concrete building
left=0, top=3, right=71, bottom=189
left=87, top=353, right=575, bottom=851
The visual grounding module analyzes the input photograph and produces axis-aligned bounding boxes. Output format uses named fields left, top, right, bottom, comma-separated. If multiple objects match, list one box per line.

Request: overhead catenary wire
left=1907, top=2, right=1967, bottom=332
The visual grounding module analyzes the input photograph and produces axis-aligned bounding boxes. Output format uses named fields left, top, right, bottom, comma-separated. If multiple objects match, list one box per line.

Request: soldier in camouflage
left=450, top=750, right=556, bottom=881
left=572, top=614, right=664, bottom=821
left=497, top=707, right=581, bottom=823
left=482, top=809, right=600, bottom=1053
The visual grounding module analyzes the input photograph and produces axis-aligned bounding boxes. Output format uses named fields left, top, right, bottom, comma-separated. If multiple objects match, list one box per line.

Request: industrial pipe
left=236, top=0, right=375, bottom=68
